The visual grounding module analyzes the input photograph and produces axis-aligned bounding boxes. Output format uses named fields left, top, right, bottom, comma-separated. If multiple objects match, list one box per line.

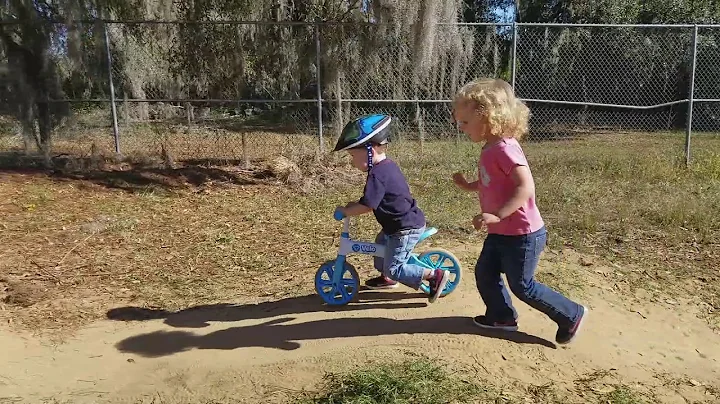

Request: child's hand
left=452, top=172, right=469, bottom=188
left=472, top=213, right=501, bottom=230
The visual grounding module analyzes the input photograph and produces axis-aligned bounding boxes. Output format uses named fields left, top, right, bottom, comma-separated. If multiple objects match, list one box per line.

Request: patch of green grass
left=293, top=359, right=652, bottom=404
left=602, top=386, right=647, bottom=404
left=295, top=359, right=492, bottom=404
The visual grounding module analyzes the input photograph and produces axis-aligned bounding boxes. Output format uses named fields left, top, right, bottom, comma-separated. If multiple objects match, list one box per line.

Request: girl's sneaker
left=472, top=315, right=519, bottom=332
left=428, top=269, right=450, bottom=303
left=556, top=305, right=588, bottom=345
left=365, top=275, right=399, bottom=290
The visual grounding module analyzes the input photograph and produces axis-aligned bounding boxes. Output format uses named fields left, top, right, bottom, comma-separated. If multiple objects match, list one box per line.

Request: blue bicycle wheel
left=417, top=248, right=462, bottom=297
left=314, top=260, right=360, bottom=305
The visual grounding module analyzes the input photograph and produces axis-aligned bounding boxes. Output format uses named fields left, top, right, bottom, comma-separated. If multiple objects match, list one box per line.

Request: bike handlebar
left=333, top=208, right=346, bottom=221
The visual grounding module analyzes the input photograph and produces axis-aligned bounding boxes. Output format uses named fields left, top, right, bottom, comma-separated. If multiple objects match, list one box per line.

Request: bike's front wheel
left=417, top=248, right=462, bottom=297
left=314, top=260, right=360, bottom=305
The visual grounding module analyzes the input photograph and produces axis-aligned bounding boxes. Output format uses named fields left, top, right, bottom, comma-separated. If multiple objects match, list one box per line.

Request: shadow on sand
left=108, top=291, right=557, bottom=357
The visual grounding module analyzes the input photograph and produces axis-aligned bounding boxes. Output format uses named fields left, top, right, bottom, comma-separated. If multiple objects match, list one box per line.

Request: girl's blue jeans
left=475, top=226, right=581, bottom=328
left=373, top=227, right=426, bottom=290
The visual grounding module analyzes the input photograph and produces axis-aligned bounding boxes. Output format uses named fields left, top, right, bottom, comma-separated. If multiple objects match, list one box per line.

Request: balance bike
left=314, top=210, right=463, bottom=305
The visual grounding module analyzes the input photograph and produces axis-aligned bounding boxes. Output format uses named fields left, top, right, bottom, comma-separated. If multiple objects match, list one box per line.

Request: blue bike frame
left=331, top=217, right=437, bottom=287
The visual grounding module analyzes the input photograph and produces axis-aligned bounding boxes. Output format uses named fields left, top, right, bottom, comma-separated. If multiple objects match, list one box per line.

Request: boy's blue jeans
left=475, top=226, right=581, bottom=328
left=373, top=226, right=427, bottom=289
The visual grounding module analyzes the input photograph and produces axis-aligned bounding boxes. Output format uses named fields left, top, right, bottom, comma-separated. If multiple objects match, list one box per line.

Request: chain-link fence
left=694, top=26, right=720, bottom=135
left=516, top=25, right=692, bottom=141
left=1, top=21, right=719, bottom=164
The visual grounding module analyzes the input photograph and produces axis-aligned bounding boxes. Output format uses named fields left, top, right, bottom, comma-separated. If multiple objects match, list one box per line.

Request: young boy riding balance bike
left=333, top=114, right=451, bottom=303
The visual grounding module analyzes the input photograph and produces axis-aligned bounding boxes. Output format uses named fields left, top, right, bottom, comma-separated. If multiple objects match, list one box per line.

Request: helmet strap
left=366, top=143, right=374, bottom=172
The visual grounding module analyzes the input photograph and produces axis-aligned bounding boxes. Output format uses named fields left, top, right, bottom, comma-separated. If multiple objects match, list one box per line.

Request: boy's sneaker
left=472, top=315, right=519, bottom=332
left=556, top=305, right=588, bottom=345
left=365, top=275, right=399, bottom=290
left=428, top=269, right=450, bottom=303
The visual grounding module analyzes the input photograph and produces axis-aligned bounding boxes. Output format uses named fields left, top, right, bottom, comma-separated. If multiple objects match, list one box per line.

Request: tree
left=0, top=0, right=145, bottom=160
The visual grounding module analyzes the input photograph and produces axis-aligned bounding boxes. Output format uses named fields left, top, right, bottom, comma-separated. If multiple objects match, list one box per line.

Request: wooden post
left=335, top=73, right=343, bottom=136
left=416, top=100, right=424, bottom=153
left=122, top=94, right=130, bottom=127
left=185, top=102, right=193, bottom=126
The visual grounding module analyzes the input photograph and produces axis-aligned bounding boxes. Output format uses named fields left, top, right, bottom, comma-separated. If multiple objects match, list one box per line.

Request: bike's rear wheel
left=417, top=248, right=462, bottom=297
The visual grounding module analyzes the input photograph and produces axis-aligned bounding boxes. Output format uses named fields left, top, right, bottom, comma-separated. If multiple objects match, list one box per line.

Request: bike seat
left=417, top=227, right=438, bottom=244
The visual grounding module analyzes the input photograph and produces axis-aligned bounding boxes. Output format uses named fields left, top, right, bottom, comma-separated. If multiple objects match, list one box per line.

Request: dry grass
left=390, top=133, right=720, bottom=327
left=0, top=152, right=363, bottom=332
left=1, top=128, right=719, bottom=333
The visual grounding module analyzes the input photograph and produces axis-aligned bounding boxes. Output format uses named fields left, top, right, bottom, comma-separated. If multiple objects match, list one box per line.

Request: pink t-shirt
left=477, top=138, right=544, bottom=236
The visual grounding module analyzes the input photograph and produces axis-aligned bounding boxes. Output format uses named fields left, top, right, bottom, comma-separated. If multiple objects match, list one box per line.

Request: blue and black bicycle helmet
left=333, top=114, right=393, bottom=170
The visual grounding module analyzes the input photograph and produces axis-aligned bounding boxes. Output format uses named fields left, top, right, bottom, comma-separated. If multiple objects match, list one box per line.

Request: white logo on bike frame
left=352, top=244, right=376, bottom=253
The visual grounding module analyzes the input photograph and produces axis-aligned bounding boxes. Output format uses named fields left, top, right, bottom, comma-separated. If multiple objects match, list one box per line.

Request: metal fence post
left=103, top=21, right=121, bottom=156
left=511, top=22, right=518, bottom=90
left=685, top=25, right=699, bottom=167
left=315, top=22, right=324, bottom=153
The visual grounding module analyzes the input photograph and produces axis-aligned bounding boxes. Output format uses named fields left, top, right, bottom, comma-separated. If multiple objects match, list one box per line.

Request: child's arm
left=494, top=165, right=535, bottom=220
left=452, top=173, right=479, bottom=192
left=339, top=202, right=373, bottom=217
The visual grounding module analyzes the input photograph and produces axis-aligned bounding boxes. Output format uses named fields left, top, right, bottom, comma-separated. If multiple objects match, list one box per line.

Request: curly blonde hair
left=453, top=78, right=530, bottom=140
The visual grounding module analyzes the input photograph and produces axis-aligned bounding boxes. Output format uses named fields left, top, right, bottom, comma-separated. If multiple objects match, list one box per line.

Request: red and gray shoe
left=365, top=275, right=399, bottom=290
left=472, top=315, right=519, bottom=332
left=556, top=305, right=588, bottom=345
left=428, top=269, right=450, bottom=303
